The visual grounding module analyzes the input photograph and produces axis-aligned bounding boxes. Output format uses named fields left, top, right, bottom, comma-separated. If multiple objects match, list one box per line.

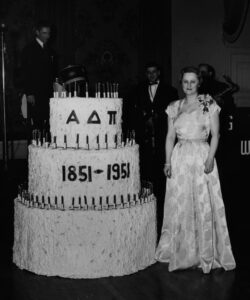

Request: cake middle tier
left=50, top=97, right=123, bottom=149
left=28, top=144, right=140, bottom=208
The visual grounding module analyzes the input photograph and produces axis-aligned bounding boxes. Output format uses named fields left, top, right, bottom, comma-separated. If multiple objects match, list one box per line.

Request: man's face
left=146, top=66, right=160, bottom=83
left=199, top=65, right=210, bottom=79
left=36, top=27, right=51, bottom=44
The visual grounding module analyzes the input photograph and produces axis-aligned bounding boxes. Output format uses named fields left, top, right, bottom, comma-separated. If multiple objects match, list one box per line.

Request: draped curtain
left=223, top=0, right=249, bottom=43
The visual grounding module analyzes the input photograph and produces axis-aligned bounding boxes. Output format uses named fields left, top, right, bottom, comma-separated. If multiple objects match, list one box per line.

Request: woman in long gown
left=155, top=66, right=236, bottom=273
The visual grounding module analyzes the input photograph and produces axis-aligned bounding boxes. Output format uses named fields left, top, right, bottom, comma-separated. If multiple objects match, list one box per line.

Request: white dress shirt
left=36, top=38, right=44, bottom=48
left=148, top=81, right=159, bottom=102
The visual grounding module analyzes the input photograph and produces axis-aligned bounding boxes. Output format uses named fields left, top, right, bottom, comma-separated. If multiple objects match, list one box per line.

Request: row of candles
left=94, top=82, right=119, bottom=98
left=17, top=191, right=154, bottom=211
left=53, top=82, right=119, bottom=98
left=31, top=130, right=136, bottom=149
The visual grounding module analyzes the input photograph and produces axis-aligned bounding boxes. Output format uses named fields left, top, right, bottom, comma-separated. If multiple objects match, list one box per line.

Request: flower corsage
left=197, top=94, right=214, bottom=114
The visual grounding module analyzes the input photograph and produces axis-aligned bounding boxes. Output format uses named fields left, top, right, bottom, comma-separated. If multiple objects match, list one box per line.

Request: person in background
left=131, top=62, right=178, bottom=239
left=20, top=20, right=57, bottom=133
left=198, top=63, right=239, bottom=183
left=155, top=66, right=236, bottom=273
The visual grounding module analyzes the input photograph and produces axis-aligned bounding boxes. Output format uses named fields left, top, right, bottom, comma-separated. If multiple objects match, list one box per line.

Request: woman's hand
left=204, top=157, right=214, bottom=174
left=164, top=164, right=172, bottom=178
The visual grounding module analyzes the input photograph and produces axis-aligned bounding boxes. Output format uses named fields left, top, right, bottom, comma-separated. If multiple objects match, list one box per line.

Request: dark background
left=0, top=0, right=250, bottom=299
left=0, top=0, right=172, bottom=140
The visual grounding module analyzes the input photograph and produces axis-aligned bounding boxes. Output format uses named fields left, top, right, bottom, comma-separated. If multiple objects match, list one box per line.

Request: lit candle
left=131, top=130, right=135, bottom=145
left=102, top=83, right=106, bottom=98
left=113, top=83, right=116, bottom=98
left=64, top=135, right=67, bottom=149
left=53, top=136, right=57, bottom=148
left=62, top=84, right=65, bottom=98
left=98, top=82, right=101, bottom=98
left=95, top=83, right=98, bottom=98
left=86, top=135, right=89, bottom=150
left=42, top=129, right=46, bottom=145
left=107, top=82, right=110, bottom=98
left=116, top=83, right=119, bottom=97
left=41, top=195, right=45, bottom=209
left=96, top=135, right=100, bottom=150
left=114, top=82, right=116, bottom=97
left=48, top=196, right=51, bottom=209
left=121, top=132, right=124, bottom=147
left=105, top=133, right=108, bottom=149
left=84, top=195, right=88, bottom=207
left=32, top=130, right=37, bottom=146
left=74, top=81, right=77, bottom=97
left=54, top=196, right=58, bottom=209
left=38, top=130, right=41, bottom=146
left=61, top=196, right=64, bottom=210
left=85, top=82, right=89, bottom=98
left=110, top=83, right=113, bottom=98
left=76, top=133, right=79, bottom=149
left=34, top=195, right=38, bottom=207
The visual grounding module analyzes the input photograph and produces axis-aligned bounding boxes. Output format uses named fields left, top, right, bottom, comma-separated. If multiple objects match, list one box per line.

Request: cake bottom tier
left=13, top=198, right=157, bottom=278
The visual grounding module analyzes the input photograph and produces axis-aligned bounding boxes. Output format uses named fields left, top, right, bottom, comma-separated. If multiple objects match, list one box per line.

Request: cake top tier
left=50, top=97, right=123, bottom=149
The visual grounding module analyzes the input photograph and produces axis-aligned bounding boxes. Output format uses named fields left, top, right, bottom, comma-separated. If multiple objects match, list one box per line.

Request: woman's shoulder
left=168, top=99, right=182, bottom=108
left=166, top=99, right=182, bottom=117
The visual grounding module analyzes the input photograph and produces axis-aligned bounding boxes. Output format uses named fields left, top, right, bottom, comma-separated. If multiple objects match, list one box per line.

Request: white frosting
left=28, top=144, right=140, bottom=208
left=50, top=97, right=123, bottom=149
left=13, top=95, right=157, bottom=278
left=13, top=199, right=157, bottom=278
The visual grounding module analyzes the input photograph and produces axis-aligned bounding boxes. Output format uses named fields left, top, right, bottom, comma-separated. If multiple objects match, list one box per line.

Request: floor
left=1, top=159, right=250, bottom=300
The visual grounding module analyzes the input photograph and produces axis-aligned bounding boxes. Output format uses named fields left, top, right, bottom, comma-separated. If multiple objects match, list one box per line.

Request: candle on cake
left=85, top=82, right=89, bottom=98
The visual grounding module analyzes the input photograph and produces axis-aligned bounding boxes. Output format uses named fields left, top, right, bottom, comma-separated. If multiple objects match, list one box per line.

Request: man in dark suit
left=20, top=20, right=56, bottom=132
left=133, top=62, right=178, bottom=238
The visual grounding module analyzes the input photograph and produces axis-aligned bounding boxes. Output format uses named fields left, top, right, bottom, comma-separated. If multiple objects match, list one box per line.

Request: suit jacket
left=134, top=80, right=178, bottom=152
left=20, top=39, right=55, bottom=107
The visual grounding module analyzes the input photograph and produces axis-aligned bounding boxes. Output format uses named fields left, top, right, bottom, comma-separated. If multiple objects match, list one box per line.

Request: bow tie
left=149, top=81, right=159, bottom=86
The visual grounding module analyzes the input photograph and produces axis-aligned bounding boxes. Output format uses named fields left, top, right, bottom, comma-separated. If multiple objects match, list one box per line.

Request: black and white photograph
left=0, top=0, right=250, bottom=299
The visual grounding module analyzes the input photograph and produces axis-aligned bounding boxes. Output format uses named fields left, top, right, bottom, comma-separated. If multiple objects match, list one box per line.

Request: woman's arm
left=164, top=116, right=176, bottom=178
left=205, top=109, right=220, bottom=174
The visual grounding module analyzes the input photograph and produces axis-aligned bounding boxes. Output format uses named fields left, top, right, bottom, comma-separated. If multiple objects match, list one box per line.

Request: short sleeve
left=165, top=101, right=178, bottom=118
left=209, top=101, right=221, bottom=116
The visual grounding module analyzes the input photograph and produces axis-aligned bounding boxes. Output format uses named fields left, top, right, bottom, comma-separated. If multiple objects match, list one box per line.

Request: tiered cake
left=13, top=93, right=157, bottom=278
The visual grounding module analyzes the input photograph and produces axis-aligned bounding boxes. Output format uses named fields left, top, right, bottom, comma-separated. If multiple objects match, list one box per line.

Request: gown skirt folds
left=155, top=98, right=236, bottom=273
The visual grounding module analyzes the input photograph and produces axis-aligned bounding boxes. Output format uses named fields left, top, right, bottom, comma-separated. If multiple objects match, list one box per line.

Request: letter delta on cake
left=13, top=83, right=157, bottom=278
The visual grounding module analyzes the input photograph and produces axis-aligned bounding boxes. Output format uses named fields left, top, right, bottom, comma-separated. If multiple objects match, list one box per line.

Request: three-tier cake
left=13, top=92, right=157, bottom=278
